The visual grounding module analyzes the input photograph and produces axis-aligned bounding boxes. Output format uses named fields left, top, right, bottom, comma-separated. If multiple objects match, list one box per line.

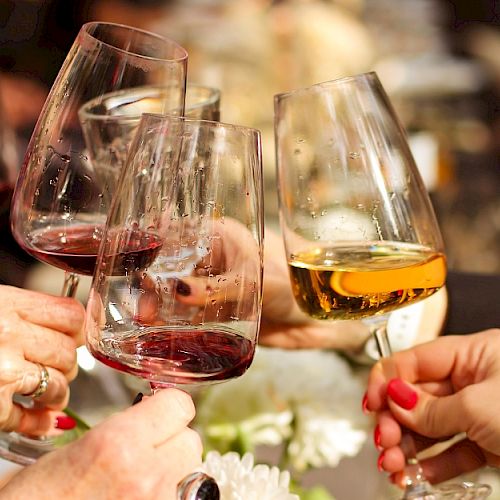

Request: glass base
left=401, top=482, right=491, bottom=500
left=0, top=431, right=55, bottom=466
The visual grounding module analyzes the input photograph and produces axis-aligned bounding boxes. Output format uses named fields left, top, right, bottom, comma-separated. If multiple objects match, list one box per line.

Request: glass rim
left=78, top=84, right=220, bottom=123
left=80, top=21, right=188, bottom=63
left=274, top=71, right=379, bottom=103
left=140, top=112, right=262, bottom=136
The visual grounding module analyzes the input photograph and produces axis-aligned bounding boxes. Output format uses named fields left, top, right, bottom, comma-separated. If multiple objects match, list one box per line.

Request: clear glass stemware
left=274, top=72, right=491, bottom=500
left=6, top=22, right=188, bottom=466
left=86, top=113, right=264, bottom=387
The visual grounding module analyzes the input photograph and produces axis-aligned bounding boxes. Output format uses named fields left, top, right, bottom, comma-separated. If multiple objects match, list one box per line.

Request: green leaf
left=290, top=483, right=335, bottom=500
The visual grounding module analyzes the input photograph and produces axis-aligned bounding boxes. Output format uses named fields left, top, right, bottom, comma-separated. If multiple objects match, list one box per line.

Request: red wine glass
left=86, top=113, right=264, bottom=387
left=10, top=22, right=188, bottom=298
left=274, top=72, right=490, bottom=499
left=6, top=22, right=187, bottom=466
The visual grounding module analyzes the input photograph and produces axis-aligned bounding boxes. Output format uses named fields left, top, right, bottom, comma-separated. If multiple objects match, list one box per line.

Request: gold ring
left=25, top=364, right=50, bottom=399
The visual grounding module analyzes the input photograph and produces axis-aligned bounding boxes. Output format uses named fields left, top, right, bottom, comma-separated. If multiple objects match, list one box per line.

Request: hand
left=1, top=389, right=203, bottom=500
left=166, top=223, right=371, bottom=351
left=0, top=286, right=85, bottom=435
left=365, top=329, right=500, bottom=486
left=259, top=228, right=371, bottom=350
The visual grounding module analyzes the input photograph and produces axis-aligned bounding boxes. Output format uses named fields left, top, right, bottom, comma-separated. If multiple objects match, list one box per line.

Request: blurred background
left=0, top=0, right=499, bottom=291
left=0, top=1, right=499, bottom=497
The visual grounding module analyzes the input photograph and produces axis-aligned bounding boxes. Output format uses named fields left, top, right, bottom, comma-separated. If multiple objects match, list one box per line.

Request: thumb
left=386, top=378, right=468, bottom=439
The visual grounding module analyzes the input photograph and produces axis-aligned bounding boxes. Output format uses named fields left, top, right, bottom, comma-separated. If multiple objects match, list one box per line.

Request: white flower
left=202, top=451, right=299, bottom=500
left=195, top=347, right=370, bottom=471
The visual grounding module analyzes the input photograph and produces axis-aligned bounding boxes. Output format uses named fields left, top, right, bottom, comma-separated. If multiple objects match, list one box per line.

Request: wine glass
left=10, top=22, right=188, bottom=299
left=86, top=113, right=263, bottom=386
left=274, top=72, right=491, bottom=499
left=78, top=83, right=220, bottom=239
left=5, top=22, right=187, bottom=466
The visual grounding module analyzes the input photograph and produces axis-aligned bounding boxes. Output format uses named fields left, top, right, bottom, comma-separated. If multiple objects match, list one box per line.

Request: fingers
left=5, top=286, right=86, bottom=344
left=13, top=408, right=69, bottom=437
left=12, top=361, right=69, bottom=407
left=0, top=314, right=78, bottom=377
left=259, top=319, right=370, bottom=350
left=386, top=380, right=471, bottom=439
left=155, top=428, right=203, bottom=496
left=103, top=389, right=196, bottom=447
left=419, top=438, right=486, bottom=484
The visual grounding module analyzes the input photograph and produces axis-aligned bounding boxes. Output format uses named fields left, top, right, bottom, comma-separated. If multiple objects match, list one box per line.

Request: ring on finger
left=24, top=364, right=50, bottom=399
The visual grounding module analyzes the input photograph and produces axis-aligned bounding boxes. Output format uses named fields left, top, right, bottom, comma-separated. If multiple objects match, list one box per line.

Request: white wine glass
left=274, top=72, right=491, bottom=500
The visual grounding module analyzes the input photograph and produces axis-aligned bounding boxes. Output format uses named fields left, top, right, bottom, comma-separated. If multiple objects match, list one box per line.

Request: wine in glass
left=274, top=72, right=490, bottom=499
left=86, top=113, right=264, bottom=386
left=11, top=22, right=188, bottom=298
left=6, top=22, right=188, bottom=466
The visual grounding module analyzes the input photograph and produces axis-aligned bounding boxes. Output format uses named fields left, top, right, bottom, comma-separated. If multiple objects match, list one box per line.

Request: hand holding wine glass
left=366, top=329, right=500, bottom=489
left=274, top=72, right=490, bottom=499
left=6, top=21, right=188, bottom=466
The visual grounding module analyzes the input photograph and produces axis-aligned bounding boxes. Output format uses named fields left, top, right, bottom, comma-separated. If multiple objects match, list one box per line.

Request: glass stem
left=62, top=272, right=80, bottom=298
left=365, top=315, right=434, bottom=499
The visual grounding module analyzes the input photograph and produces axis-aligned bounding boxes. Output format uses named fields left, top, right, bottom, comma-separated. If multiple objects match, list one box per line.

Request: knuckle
left=181, top=428, right=203, bottom=457
left=0, top=392, right=13, bottom=429
left=167, top=389, right=195, bottom=421
left=0, top=313, right=18, bottom=340
left=0, top=354, right=22, bottom=385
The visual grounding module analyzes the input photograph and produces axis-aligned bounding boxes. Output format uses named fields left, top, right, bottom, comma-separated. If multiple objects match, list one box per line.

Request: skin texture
left=0, top=286, right=85, bottom=435
left=1, top=389, right=203, bottom=500
left=366, top=329, right=500, bottom=487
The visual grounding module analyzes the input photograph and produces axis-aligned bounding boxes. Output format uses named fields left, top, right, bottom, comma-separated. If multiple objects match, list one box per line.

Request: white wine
left=288, top=242, right=446, bottom=320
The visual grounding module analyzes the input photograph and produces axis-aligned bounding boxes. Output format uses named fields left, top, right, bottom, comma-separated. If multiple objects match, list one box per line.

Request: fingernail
left=55, top=415, right=76, bottom=430
left=374, top=425, right=382, bottom=449
left=132, top=392, right=144, bottom=405
left=176, top=280, right=191, bottom=296
left=387, top=378, right=418, bottom=410
left=377, top=451, right=386, bottom=472
left=362, top=392, right=370, bottom=414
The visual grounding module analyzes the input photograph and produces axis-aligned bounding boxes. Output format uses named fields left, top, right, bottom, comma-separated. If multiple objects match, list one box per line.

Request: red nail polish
left=374, top=425, right=382, bottom=449
left=362, top=392, right=370, bottom=414
left=55, top=415, right=76, bottom=430
left=387, top=378, right=418, bottom=410
left=377, top=451, right=386, bottom=472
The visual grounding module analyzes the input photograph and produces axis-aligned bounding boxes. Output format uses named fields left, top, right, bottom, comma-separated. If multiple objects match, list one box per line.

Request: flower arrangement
left=194, top=346, right=370, bottom=498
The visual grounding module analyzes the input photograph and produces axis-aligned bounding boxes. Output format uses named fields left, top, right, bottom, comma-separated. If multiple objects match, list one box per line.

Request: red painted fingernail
left=377, top=451, right=386, bottom=472
left=387, top=378, right=418, bottom=410
left=55, top=415, right=76, bottom=430
left=374, top=425, right=382, bottom=449
left=362, top=392, right=370, bottom=414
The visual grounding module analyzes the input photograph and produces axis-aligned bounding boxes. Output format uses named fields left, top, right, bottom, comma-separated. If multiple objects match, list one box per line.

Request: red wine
left=90, top=328, right=255, bottom=385
left=23, top=225, right=162, bottom=276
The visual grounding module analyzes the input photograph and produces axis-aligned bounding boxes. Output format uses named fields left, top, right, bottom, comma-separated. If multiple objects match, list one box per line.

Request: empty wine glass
left=86, top=113, right=264, bottom=386
left=5, top=22, right=187, bottom=466
left=78, top=83, right=220, bottom=233
left=11, top=22, right=188, bottom=298
left=274, top=72, right=491, bottom=499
